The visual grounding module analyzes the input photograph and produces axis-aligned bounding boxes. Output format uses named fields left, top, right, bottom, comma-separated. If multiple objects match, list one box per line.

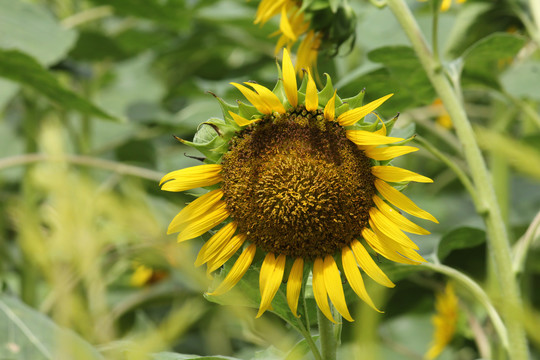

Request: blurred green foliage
left=0, top=0, right=539, bottom=359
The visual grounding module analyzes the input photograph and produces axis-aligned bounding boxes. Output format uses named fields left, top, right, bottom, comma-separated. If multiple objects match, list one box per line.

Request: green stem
left=317, top=308, right=337, bottom=360
left=420, top=262, right=509, bottom=351
left=293, top=300, right=323, bottom=360
left=386, top=1, right=528, bottom=358
left=513, top=210, right=540, bottom=275
left=0, top=153, right=163, bottom=181
left=414, top=135, right=478, bottom=207
left=431, top=0, right=441, bottom=65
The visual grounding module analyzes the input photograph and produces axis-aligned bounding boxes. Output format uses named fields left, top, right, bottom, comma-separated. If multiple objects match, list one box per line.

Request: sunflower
left=426, top=283, right=459, bottom=359
left=255, top=0, right=321, bottom=74
left=160, top=49, right=437, bottom=322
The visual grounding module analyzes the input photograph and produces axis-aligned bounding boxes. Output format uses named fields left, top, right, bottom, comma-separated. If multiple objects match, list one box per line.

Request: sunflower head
left=160, top=49, right=437, bottom=322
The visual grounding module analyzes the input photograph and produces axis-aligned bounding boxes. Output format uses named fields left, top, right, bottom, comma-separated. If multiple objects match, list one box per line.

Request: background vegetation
left=1, top=0, right=539, bottom=359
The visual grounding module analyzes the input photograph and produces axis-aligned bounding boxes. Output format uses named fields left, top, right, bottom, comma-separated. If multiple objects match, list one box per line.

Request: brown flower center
left=220, top=106, right=376, bottom=259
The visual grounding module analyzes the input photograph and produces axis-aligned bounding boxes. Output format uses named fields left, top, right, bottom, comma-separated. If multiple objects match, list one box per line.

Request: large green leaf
left=0, top=0, right=77, bottom=66
left=0, top=295, right=104, bottom=360
left=501, top=60, right=540, bottom=100
left=437, top=227, right=486, bottom=261
left=366, top=46, right=436, bottom=110
left=461, top=33, right=527, bottom=90
left=88, top=0, right=192, bottom=30
left=444, top=2, right=522, bottom=59
left=0, top=50, right=115, bottom=121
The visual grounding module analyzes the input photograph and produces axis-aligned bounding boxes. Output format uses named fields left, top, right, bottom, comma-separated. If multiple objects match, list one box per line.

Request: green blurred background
left=1, top=0, right=540, bottom=359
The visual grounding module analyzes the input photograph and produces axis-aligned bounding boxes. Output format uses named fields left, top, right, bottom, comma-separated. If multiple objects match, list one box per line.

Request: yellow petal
left=167, top=189, right=224, bottom=234
left=323, top=255, right=353, bottom=322
left=195, top=222, right=237, bottom=266
left=361, top=228, right=419, bottom=265
left=312, top=257, right=335, bottom=323
left=440, top=0, right=452, bottom=11
left=371, top=226, right=427, bottom=264
left=324, top=90, right=337, bottom=121
left=244, top=82, right=286, bottom=114
left=373, top=195, right=430, bottom=235
left=160, top=164, right=222, bottom=192
left=350, top=239, right=394, bottom=288
left=286, top=258, right=304, bottom=317
left=231, top=82, right=272, bottom=114
left=206, top=233, right=247, bottom=273
left=254, top=0, right=285, bottom=24
left=282, top=48, right=298, bottom=107
left=228, top=111, right=260, bottom=127
left=257, top=254, right=286, bottom=318
left=305, top=69, right=318, bottom=111
left=177, top=202, right=229, bottom=242
left=207, top=244, right=256, bottom=296
left=279, top=5, right=296, bottom=41
left=369, top=208, right=419, bottom=250
left=375, top=179, right=438, bottom=223
left=372, top=166, right=433, bottom=183
left=374, top=117, right=387, bottom=136
left=259, top=253, right=276, bottom=299
left=346, top=130, right=404, bottom=147
left=337, top=94, right=394, bottom=126
left=341, top=246, right=381, bottom=312
left=364, top=146, right=418, bottom=161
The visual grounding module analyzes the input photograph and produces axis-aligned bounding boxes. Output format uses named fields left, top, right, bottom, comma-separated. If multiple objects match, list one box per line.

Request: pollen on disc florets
left=221, top=105, right=377, bottom=259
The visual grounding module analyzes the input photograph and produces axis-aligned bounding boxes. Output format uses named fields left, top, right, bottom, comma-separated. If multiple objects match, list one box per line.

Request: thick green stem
left=385, top=0, right=528, bottom=358
left=317, top=308, right=337, bottom=360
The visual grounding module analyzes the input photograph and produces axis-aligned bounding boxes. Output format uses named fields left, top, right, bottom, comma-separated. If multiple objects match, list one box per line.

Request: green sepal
left=209, top=92, right=238, bottom=125
left=318, top=73, right=337, bottom=106
left=335, top=88, right=365, bottom=118
left=237, top=100, right=260, bottom=120
left=343, top=88, right=366, bottom=110
left=383, top=113, right=399, bottom=135
left=183, top=118, right=236, bottom=163
left=298, top=72, right=309, bottom=93
left=272, top=77, right=289, bottom=109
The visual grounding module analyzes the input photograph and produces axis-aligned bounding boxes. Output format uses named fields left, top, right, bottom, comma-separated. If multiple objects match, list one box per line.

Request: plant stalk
left=317, top=308, right=337, bottom=360
left=385, top=0, right=528, bottom=358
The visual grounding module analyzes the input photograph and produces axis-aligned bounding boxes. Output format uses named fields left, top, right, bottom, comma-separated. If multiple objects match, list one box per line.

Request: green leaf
left=461, top=33, right=527, bottom=90
left=151, top=352, right=241, bottom=360
left=0, top=50, right=116, bottom=121
left=501, top=60, right=540, bottom=100
left=284, top=336, right=319, bottom=360
left=437, top=227, right=486, bottom=261
left=88, top=0, right=191, bottom=30
left=0, top=295, right=104, bottom=360
left=354, top=46, right=436, bottom=113
left=444, top=2, right=521, bottom=59
left=0, top=0, right=77, bottom=66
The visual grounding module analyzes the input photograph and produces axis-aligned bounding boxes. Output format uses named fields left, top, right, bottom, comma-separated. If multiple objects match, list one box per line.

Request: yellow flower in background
left=440, top=0, right=466, bottom=11
left=130, top=263, right=168, bottom=287
left=426, top=283, right=459, bottom=359
left=419, top=0, right=466, bottom=12
left=160, top=49, right=437, bottom=322
left=432, top=98, right=452, bottom=129
left=255, top=0, right=321, bottom=74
